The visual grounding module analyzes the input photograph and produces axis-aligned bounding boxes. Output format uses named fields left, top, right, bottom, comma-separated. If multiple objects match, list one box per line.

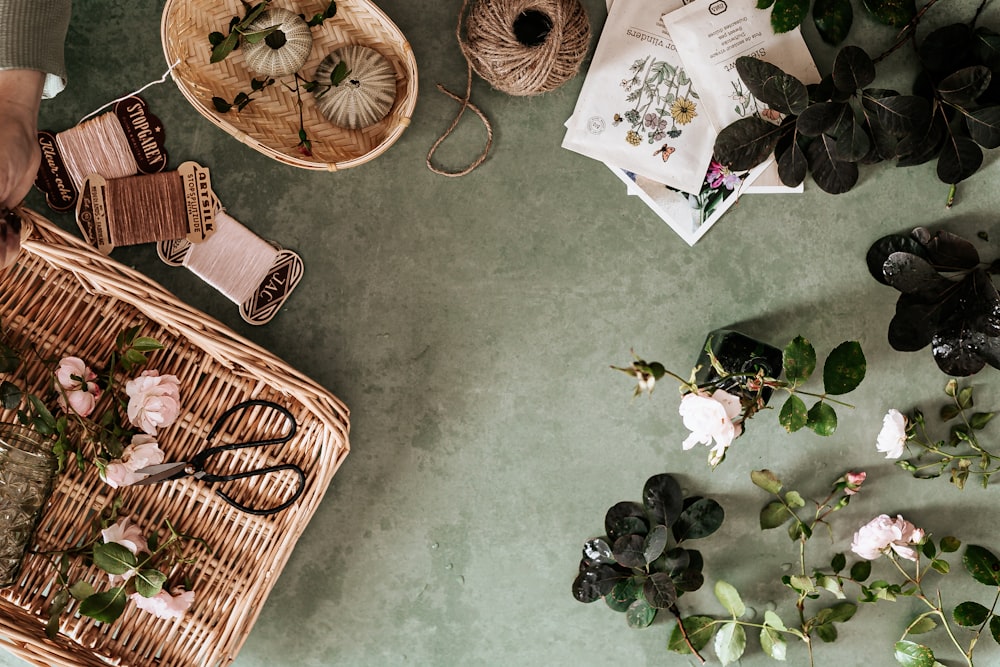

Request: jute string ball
left=461, top=0, right=590, bottom=96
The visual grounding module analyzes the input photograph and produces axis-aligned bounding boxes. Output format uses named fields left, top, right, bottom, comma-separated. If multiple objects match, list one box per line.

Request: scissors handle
left=208, top=463, right=306, bottom=516
left=194, top=399, right=298, bottom=466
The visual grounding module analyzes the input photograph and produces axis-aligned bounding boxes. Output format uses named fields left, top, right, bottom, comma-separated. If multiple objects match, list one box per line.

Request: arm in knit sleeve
left=0, top=0, right=72, bottom=98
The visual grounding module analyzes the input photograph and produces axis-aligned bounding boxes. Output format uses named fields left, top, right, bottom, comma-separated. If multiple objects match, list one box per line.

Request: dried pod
left=242, top=8, right=313, bottom=77
left=313, top=46, right=397, bottom=129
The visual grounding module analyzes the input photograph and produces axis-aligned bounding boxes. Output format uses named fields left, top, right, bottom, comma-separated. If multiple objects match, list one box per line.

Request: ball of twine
left=461, top=0, right=590, bottom=96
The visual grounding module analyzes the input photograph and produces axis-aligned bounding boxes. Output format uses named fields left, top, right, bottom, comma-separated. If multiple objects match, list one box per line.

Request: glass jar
left=694, top=329, right=783, bottom=406
left=0, top=423, right=57, bottom=587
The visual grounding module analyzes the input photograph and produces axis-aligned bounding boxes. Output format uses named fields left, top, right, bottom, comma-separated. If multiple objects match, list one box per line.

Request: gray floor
left=9, top=0, right=1000, bottom=665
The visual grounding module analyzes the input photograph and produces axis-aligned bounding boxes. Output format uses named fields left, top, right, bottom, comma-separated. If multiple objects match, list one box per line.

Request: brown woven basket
left=161, top=0, right=418, bottom=170
left=0, top=208, right=350, bottom=666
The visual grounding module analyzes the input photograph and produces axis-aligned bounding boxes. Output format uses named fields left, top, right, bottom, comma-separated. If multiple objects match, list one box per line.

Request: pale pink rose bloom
left=851, top=514, right=925, bottom=561
left=844, top=471, right=867, bottom=495
left=130, top=588, right=194, bottom=620
left=101, top=434, right=165, bottom=488
left=60, top=389, right=97, bottom=418
left=679, top=388, right=743, bottom=464
left=101, top=517, right=146, bottom=555
left=54, top=356, right=95, bottom=391
left=876, top=409, right=908, bottom=459
left=125, top=371, right=181, bottom=435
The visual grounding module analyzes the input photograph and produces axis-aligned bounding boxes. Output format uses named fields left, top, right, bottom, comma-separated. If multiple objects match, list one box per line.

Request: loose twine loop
left=426, top=0, right=591, bottom=177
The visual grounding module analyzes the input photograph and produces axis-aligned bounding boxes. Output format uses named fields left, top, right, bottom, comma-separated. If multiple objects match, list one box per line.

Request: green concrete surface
left=7, top=0, right=1000, bottom=665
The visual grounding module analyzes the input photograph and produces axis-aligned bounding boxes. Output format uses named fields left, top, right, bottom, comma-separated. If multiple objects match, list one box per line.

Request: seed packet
left=659, top=0, right=821, bottom=191
left=563, top=0, right=716, bottom=194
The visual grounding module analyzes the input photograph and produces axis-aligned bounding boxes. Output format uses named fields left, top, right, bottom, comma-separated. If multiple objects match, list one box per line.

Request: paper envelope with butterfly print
left=562, top=0, right=715, bottom=195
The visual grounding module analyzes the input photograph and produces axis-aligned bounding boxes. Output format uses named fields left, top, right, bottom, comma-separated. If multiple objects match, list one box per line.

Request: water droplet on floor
left=781, top=563, right=792, bottom=571
left=431, top=542, right=439, bottom=549
left=445, top=563, right=453, bottom=570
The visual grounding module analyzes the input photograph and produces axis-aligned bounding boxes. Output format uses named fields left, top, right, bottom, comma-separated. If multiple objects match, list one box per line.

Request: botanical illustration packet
left=660, top=0, right=821, bottom=190
left=563, top=0, right=714, bottom=194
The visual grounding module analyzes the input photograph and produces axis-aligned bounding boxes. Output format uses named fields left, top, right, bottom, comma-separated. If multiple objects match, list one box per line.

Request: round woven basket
left=161, top=0, right=418, bottom=171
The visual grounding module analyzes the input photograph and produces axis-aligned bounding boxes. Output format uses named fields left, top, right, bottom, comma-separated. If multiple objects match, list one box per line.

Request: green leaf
left=130, top=336, right=163, bottom=352
left=953, top=600, right=990, bottom=626
left=779, top=395, right=808, bottom=432
left=940, top=536, right=961, bottom=553
left=963, top=545, right=1000, bottom=586
left=760, top=501, right=792, bottom=529
left=135, top=569, right=168, bottom=598
left=606, top=579, right=641, bottom=612
left=672, top=498, right=725, bottom=541
left=208, top=31, right=225, bottom=46
left=971, top=412, right=995, bottom=430
left=212, top=97, right=233, bottom=113
left=626, top=598, right=657, bottom=628
left=940, top=404, right=961, bottom=421
left=851, top=560, right=872, bottom=582
left=931, top=559, right=950, bottom=575
left=0, top=343, right=20, bottom=373
left=330, top=61, right=351, bottom=86
left=751, top=469, right=783, bottom=494
left=831, top=553, right=847, bottom=573
left=784, top=490, right=805, bottom=508
left=806, top=401, right=838, bottom=436
left=761, top=625, right=788, bottom=660
left=643, top=525, right=669, bottom=563
left=28, top=394, right=55, bottom=429
left=789, top=575, right=816, bottom=594
left=823, top=341, right=866, bottom=395
left=68, top=581, right=95, bottom=600
left=668, top=615, right=716, bottom=653
left=714, top=621, right=747, bottom=666
left=764, top=610, right=787, bottom=630
left=210, top=30, right=240, bottom=63
left=714, top=580, right=746, bottom=617
left=812, top=0, right=853, bottom=45
left=893, top=640, right=936, bottom=667
left=93, top=542, right=138, bottom=576
left=991, top=615, right=1000, bottom=644
left=770, top=0, right=810, bottom=33
left=908, top=616, right=937, bottom=634
left=863, top=0, right=916, bottom=27
left=783, top=336, right=816, bottom=386
left=78, top=587, right=127, bottom=624
left=815, top=622, right=838, bottom=642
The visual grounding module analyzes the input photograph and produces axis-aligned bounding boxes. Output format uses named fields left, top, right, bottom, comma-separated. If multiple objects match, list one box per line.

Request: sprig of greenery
left=207, top=0, right=337, bottom=63
left=897, top=380, right=999, bottom=488
left=212, top=77, right=275, bottom=114
left=572, top=473, right=725, bottom=661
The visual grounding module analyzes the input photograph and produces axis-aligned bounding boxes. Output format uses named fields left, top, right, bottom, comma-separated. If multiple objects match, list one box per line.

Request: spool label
left=177, top=162, right=216, bottom=244
left=76, top=174, right=114, bottom=254
left=33, top=131, right=77, bottom=212
left=114, top=96, right=168, bottom=174
left=241, top=250, right=305, bottom=325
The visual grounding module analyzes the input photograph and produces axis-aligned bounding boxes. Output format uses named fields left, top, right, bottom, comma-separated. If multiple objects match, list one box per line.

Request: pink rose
left=851, top=514, right=925, bottom=561
left=876, top=409, right=908, bottom=459
left=102, top=434, right=165, bottom=488
left=55, top=356, right=101, bottom=417
left=679, top=388, right=743, bottom=465
left=844, top=471, right=867, bottom=496
left=130, top=588, right=194, bottom=620
left=125, top=371, right=181, bottom=435
left=101, top=516, right=146, bottom=555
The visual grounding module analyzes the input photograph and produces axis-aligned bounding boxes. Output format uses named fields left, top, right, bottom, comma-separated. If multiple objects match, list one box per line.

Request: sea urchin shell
left=313, top=45, right=397, bottom=129
left=242, top=8, right=314, bottom=77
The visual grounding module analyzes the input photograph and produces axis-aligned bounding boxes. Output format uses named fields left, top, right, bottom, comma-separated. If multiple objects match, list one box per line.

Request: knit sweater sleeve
left=0, top=0, right=72, bottom=98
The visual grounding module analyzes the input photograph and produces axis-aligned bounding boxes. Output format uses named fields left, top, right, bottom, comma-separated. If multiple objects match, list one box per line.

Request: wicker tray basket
left=161, top=0, right=418, bottom=170
left=0, top=208, right=350, bottom=666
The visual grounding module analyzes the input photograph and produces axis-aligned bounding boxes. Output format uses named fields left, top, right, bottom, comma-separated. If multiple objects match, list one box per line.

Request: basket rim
left=160, top=0, right=419, bottom=171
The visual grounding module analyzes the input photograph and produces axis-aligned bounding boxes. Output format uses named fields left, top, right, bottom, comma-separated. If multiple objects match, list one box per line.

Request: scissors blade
left=133, top=462, right=189, bottom=486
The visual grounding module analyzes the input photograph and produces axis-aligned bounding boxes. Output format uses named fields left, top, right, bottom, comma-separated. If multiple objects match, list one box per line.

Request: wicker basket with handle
left=161, top=0, right=418, bottom=170
left=0, top=208, right=350, bottom=666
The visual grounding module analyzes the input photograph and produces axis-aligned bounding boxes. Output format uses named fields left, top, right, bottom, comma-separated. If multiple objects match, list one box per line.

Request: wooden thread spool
left=54, top=112, right=139, bottom=190
left=104, top=171, right=189, bottom=246
left=182, top=211, right=280, bottom=305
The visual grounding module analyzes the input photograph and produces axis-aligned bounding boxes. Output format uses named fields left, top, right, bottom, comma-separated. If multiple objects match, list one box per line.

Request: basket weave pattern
left=162, top=0, right=418, bottom=170
left=0, top=209, right=350, bottom=666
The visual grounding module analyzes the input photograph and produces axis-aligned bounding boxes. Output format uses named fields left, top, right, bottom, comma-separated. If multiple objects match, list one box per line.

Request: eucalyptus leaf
left=582, top=538, right=614, bottom=565
left=605, top=501, right=649, bottom=542
left=714, top=116, right=787, bottom=171
left=614, top=534, right=649, bottom=568
left=863, top=0, right=916, bottom=27
left=572, top=564, right=624, bottom=602
left=883, top=252, right=952, bottom=295
left=668, top=615, right=716, bottom=653
left=806, top=134, right=859, bottom=194
left=807, top=401, right=838, bottom=436
left=866, top=234, right=929, bottom=284
left=893, top=640, right=936, bottom=667
left=963, top=544, right=1000, bottom=586
left=938, top=66, right=992, bottom=107
left=823, top=340, right=866, bottom=395
left=659, top=547, right=690, bottom=575
left=812, top=0, right=853, bottom=45
left=643, top=571, right=677, bottom=609
left=626, top=598, right=657, bottom=628
left=966, top=107, right=1000, bottom=149
left=642, top=474, right=683, bottom=528
left=832, top=46, right=875, bottom=92
left=714, top=621, right=747, bottom=666
left=672, top=498, right=725, bottom=541
left=714, top=580, right=746, bottom=617
left=953, top=600, right=990, bottom=626
left=643, top=525, right=669, bottom=563
left=937, top=132, right=983, bottom=184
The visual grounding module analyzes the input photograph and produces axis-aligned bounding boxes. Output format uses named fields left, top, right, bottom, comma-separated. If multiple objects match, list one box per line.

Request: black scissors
left=136, top=399, right=305, bottom=516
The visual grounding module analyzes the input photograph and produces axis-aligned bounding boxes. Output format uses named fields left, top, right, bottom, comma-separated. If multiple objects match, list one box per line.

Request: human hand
left=0, top=69, right=45, bottom=210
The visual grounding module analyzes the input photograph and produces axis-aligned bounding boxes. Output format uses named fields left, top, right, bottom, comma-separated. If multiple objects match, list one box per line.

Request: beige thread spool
left=182, top=211, right=280, bottom=305
left=55, top=113, right=139, bottom=190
